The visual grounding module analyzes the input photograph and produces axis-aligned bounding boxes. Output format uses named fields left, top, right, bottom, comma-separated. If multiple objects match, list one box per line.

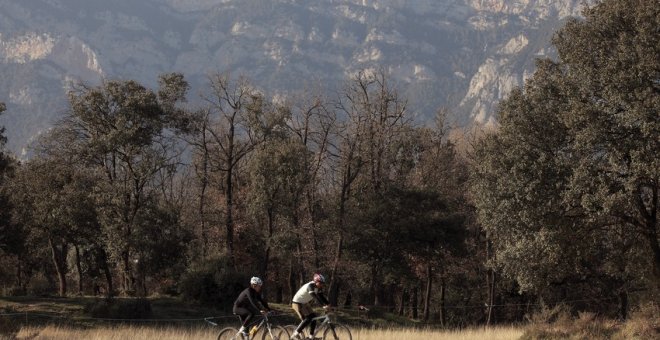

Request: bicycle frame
left=213, top=312, right=288, bottom=340
left=238, top=313, right=272, bottom=339
left=288, top=310, right=353, bottom=340
left=293, top=312, right=331, bottom=338
left=254, top=313, right=281, bottom=339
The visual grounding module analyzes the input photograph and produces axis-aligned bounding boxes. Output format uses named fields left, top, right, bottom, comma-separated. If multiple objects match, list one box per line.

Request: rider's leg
left=307, top=313, right=318, bottom=335
left=233, top=307, right=254, bottom=334
left=291, top=302, right=313, bottom=337
left=295, top=314, right=313, bottom=333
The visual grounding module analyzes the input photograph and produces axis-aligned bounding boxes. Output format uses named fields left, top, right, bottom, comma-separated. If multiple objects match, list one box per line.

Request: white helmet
left=250, top=277, right=263, bottom=286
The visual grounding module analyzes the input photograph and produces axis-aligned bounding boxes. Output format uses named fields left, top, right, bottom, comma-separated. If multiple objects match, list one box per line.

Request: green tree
left=405, top=119, right=471, bottom=324
left=0, top=102, right=27, bottom=290
left=283, top=91, right=335, bottom=296
left=0, top=101, right=13, bottom=252
left=62, top=74, right=190, bottom=295
left=194, top=73, right=269, bottom=268
left=327, top=69, right=408, bottom=303
left=10, top=155, right=99, bottom=296
left=554, top=0, right=660, bottom=287
left=471, top=0, right=659, bottom=316
left=247, top=137, right=308, bottom=280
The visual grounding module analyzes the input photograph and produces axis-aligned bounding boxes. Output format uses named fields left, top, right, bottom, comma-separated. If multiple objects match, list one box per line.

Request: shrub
left=155, top=279, right=178, bottom=296
left=2, top=286, right=26, bottom=297
left=0, top=308, right=20, bottom=339
left=525, top=303, right=573, bottom=326
left=84, top=298, right=152, bottom=319
left=522, top=304, right=619, bottom=339
left=616, top=303, right=660, bottom=339
left=178, top=271, right=220, bottom=306
left=178, top=256, right=250, bottom=309
left=26, top=276, right=54, bottom=296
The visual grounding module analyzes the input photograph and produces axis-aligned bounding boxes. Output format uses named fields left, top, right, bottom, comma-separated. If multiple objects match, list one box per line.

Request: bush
left=525, top=303, right=573, bottom=326
left=26, top=276, right=54, bottom=296
left=178, top=271, right=220, bottom=306
left=1, top=286, right=25, bottom=297
left=155, top=279, right=178, bottom=296
left=0, top=308, right=20, bottom=339
left=178, top=256, right=250, bottom=309
left=84, top=298, right=152, bottom=319
left=616, top=303, right=660, bottom=339
left=522, top=304, right=619, bottom=339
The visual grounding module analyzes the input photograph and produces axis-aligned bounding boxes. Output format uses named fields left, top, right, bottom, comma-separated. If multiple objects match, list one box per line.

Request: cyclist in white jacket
left=291, top=273, right=330, bottom=340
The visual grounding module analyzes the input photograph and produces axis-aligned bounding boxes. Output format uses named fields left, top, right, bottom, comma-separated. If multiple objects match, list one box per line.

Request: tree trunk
left=48, top=238, right=68, bottom=297
left=260, top=207, right=275, bottom=280
left=329, top=176, right=351, bottom=305
left=618, top=288, right=628, bottom=320
left=311, top=228, right=321, bottom=270
left=16, top=255, right=23, bottom=289
left=276, top=285, right=283, bottom=304
left=224, top=122, right=236, bottom=270
left=225, top=162, right=235, bottom=269
left=650, top=236, right=660, bottom=290
left=140, top=264, right=147, bottom=297
left=411, top=284, right=418, bottom=319
left=486, top=239, right=496, bottom=326
left=439, top=277, right=446, bottom=327
left=100, top=249, right=114, bottom=296
left=344, top=290, right=352, bottom=307
left=486, top=268, right=496, bottom=325
left=636, top=182, right=659, bottom=288
left=423, top=264, right=432, bottom=321
left=199, top=128, right=210, bottom=259
left=199, top=170, right=209, bottom=259
left=74, top=245, right=83, bottom=295
left=295, top=237, right=305, bottom=286
left=371, top=266, right=380, bottom=307
left=121, top=251, right=135, bottom=295
left=398, top=288, right=406, bottom=316
left=288, top=259, right=295, bottom=301
left=328, top=233, right=344, bottom=306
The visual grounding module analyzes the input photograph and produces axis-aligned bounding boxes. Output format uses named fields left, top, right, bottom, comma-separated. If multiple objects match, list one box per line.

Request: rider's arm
left=246, top=289, right=262, bottom=314
left=257, top=293, right=271, bottom=311
left=308, top=286, right=330, bottom=306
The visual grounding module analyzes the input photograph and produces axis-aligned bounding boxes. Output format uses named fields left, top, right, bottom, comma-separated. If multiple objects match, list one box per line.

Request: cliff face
left=0, top=0, right=587, bottom=155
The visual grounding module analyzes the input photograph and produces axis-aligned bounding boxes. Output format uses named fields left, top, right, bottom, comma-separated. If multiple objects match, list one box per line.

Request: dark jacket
left=233, top=287, right=270, bottom=314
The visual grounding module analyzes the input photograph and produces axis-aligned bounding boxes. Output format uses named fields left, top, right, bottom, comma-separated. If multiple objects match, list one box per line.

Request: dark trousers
left=233, top=306, right=255, bottom=328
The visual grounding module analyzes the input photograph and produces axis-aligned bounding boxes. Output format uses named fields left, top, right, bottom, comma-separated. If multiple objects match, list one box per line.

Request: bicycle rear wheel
left=261, top=325, right=289, bottom=340
left=217, top=327, right=241, bottom=340
left=322, top=324, right=352, bottom=340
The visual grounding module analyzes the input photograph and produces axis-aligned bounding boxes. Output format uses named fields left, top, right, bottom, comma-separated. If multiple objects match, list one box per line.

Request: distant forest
left=0, top=0, right=657, bottom=326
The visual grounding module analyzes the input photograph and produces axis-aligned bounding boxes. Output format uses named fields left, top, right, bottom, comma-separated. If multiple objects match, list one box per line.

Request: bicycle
left=206, top=311, right=289, bottom=340
left=285, top=310, right=352, bottom=340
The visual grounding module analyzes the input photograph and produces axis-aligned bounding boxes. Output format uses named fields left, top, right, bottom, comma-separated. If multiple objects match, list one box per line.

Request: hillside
left=0, top=0, right=587, bottom=155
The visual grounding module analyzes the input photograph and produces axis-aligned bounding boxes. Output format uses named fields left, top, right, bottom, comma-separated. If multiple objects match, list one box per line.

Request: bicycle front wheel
left=217, top=327, right=241, bottom=340
left=261, top=325, right=289, bottom=340
left=322, top=324, right=352, bottom=340
left=283, top=325, right=302, bottom=339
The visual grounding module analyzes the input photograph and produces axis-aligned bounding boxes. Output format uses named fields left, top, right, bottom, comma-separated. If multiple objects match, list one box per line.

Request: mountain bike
left=206, top=311, right=289, bottom=340
left=285, top=310, right=352, bottom=340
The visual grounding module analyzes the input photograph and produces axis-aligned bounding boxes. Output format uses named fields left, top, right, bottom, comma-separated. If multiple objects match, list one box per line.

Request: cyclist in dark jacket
left=233, top=276, right=271, bottom=337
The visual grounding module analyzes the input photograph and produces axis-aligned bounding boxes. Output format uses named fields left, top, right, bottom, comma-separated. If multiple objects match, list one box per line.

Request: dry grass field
left=4, top=298, right=657, bottom=339
left=13, top=325, right=524, bottom=340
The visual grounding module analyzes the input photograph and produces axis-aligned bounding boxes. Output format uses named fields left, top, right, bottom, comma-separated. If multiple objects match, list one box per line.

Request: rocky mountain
left=0, top=0, right=587, bottom=156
